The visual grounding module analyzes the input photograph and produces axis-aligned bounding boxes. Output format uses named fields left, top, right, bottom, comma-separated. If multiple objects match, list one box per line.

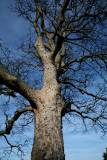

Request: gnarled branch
left=0, top=62, right=36, bottom=105
left=0, top=106, right=33, bottom=136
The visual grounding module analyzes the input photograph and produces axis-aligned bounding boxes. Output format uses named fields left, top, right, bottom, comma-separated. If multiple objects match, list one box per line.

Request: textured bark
left=31, top=72, right=65, bottom=160
left=0, top=62, right=37, bottom=106
left=31, top=97, right=65, bottom=160
left=31, top=36, right=65, bottom=160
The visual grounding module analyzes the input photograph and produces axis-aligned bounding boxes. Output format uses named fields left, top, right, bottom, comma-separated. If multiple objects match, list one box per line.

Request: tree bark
left=31, top=99, right=65, bottom=160
left=31, top=73, right=65, bottom=160
left=31, top=81, right=65, bottom=160
left=31, top=36, right=65, bottom=160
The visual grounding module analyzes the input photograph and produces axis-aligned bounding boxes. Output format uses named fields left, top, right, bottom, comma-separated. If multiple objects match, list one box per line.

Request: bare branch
left=23, top=62, right=43, bottom=71
left=52, top=0, right=70, bottom=58
left=0, top=62, right=37, bottom=105
left=55, top=0, right=70, bottom=32
left=33, top=12, right=41, bottom=36
left=63, top=41, right=106, bottom=67
left=2, top=135, right=25, bottom=158
left=60, top=80, right=107, bottom=101
left=0, top=86, right=16, bottom=97
left=0, top=106, right=33, bottom=136
left=34, top=0, right=49, bottom=37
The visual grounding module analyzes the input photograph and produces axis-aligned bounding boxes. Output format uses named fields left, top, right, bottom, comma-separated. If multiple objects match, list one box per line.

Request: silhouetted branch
left=0, top=106, right=33, bottom=136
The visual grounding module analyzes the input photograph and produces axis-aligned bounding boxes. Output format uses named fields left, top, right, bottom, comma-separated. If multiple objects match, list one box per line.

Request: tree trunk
left=31, top=86, right=65, bottom=160
left=31, top=36, right=65, bottom=160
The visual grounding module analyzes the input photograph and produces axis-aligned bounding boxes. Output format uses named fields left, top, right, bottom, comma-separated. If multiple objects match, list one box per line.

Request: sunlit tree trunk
left=31, top=84, right=65, bottom=160
left=31, top=100, right=65, bottom=160
left=31, top=36, right=65, bottom=160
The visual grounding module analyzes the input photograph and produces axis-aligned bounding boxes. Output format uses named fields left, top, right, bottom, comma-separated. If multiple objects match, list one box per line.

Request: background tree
left=0, top=0, right=107, bottom=160
left=103, top=148, right=107, bottom=160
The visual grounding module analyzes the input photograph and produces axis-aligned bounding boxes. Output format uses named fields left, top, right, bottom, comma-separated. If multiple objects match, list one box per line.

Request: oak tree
left=0, top=0, right=107, bottom=160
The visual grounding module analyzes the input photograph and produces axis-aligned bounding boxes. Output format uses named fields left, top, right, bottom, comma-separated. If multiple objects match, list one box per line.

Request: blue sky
left=63, top=124, right=107, bottom=160
left=0, top=0, right=29, bottom=48
left=0, top=0, right=107, bottom=160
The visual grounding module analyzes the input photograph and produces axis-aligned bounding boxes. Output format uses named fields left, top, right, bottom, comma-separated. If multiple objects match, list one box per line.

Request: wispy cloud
left=63, top=126, right=107, bottom=160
